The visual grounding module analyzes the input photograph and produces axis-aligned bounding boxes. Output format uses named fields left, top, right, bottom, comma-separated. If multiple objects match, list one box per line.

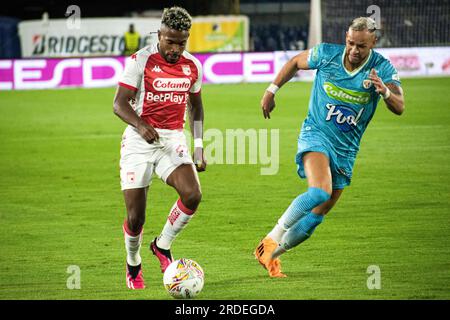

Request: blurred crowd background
left=0, top=0, right=448, bottom=58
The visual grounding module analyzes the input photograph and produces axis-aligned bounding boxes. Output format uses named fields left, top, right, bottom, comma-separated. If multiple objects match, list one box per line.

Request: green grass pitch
left=0, top=78, right=449, bottom=299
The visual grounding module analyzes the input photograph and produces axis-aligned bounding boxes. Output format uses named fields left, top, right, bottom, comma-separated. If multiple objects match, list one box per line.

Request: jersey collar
left=342, top=48, right=372, bottom=76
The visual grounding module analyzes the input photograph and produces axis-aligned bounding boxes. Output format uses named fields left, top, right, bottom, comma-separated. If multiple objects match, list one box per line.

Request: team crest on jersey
left=181, top=65, right=191, bottom=76
left=363, top=79, right=372, bottom=89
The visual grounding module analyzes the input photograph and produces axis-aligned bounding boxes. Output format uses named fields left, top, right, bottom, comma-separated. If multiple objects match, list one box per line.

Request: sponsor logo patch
left=323, top=82, right=371, bottom=104
left=325, top=103, right=365, bottom=132
left=152, top=78, right=190, bottom=92
left=145, top=91, right=188, bottom=104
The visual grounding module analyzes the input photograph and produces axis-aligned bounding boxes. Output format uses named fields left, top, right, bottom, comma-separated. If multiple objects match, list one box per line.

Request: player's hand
left=369, top=68, right=388, bottom=96
left=136, top=121, right=159, bottom=144
left=193, top=147, right=207, bottom=172
left=261, top=91, right=276, bottom=119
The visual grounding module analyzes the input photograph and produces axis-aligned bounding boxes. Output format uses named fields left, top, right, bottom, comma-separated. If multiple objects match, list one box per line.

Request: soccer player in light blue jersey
left=254, top=17, right=405, bottom=278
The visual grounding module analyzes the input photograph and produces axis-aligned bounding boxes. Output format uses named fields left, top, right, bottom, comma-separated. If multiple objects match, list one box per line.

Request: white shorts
left=119, top=126, right=193, bottom=190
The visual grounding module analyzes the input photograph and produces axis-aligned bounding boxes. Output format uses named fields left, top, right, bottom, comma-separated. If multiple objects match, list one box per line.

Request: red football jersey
left=118, top=44, right=202, bottom=130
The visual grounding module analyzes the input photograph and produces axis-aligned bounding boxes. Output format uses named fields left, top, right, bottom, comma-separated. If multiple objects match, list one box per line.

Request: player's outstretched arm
left=261, top=50, right=310, bottom=119
left=369, top=68, right=405, bottom=115
left=113, top=86, right=160, bottom=143
left=188, top=92, right=207, bottom=172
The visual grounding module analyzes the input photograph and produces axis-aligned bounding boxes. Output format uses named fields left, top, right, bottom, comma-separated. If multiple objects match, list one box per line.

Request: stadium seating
left=321, top=0, right=450, bottom=47
left=251, top=24, right=308, bottom=52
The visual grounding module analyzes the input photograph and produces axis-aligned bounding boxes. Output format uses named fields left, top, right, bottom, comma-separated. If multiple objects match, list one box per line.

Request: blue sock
left=279, top=187, right=330, bottom=230
left=281, top=212, right=324, bottom=250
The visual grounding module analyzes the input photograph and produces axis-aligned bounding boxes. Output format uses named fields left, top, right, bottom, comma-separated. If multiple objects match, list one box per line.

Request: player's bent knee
left=127, top=214, right=145, bottom=233
left=180, top=189, right=202, bottom=211
left=307, top=179, right=332, bottom=195
left=312, top=192, right=341, bottom=215
left=308, top=187, right=331, bottom=205
left=312, top=204, right=332, bottom=216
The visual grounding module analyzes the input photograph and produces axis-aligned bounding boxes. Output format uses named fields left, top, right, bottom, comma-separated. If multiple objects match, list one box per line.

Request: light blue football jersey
left=304, top=43, right=401, bottom=158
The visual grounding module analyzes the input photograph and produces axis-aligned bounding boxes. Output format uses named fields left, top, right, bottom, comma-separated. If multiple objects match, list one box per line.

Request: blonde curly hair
left=161, top=6, right=192, bottom=31
left=349, top=17, right=378, bottom=32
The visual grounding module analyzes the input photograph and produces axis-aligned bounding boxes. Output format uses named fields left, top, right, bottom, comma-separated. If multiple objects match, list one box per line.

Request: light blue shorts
left=295, top=124, right=356, bottom=190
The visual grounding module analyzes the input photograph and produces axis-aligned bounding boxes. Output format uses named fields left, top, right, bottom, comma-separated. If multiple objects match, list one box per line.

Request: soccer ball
left=163, top=258, right=204, bottom=299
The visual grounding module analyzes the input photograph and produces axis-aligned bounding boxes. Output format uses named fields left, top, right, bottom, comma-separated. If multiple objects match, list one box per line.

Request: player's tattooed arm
left=188, top=92, right=207, bottom=172
left=384, top=83, right=405, bottom=115
left=113, top=86, right=160, bottom=143
left=369, top=68, right=405, bottom=115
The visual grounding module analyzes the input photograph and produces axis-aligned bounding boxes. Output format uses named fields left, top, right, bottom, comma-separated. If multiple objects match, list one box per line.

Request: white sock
left=267, top=221, right=287, bottom=243
left=271, top=245, right=287, bottom=259
left=157, top=199, right=196, bottom=250
left=123, top=221, right=143, bottom=266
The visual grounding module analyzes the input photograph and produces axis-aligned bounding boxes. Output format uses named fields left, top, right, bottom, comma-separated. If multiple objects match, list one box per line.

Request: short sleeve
left=379, top=59, right=401, bottom=86
left=189, top=59, right=203, bottom=94
left=118, top=54, right=142, bottom=92
left=307, top=43, right=325, bottom=70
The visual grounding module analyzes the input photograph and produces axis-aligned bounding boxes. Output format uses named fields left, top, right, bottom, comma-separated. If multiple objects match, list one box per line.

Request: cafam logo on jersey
left=323, top=82, right=370, bottom=105
left=153, top=78, right=190, bottom=92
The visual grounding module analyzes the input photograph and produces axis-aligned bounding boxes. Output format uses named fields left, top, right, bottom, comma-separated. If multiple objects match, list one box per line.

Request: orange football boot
left=254, top=237, right=287, bottom=278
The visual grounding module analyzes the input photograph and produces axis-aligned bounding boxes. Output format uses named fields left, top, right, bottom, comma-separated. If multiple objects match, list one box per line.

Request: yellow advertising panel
left=188, top=16, right=249, bottom=52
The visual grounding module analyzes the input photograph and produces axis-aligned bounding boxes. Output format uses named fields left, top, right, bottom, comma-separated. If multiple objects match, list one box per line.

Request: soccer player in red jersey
left=113, top=6, right=206, bottom=290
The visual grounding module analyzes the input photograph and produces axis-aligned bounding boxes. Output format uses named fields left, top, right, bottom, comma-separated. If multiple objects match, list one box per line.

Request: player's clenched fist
left=193, top=147, right=207, bottom=172
left=136, top=121, right=160, bottom=144
left=261, top=91, right=276, bottom=119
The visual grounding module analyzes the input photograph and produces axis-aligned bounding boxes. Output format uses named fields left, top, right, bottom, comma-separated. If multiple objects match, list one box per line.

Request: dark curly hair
left=161, top=6, right=192, bottom=31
